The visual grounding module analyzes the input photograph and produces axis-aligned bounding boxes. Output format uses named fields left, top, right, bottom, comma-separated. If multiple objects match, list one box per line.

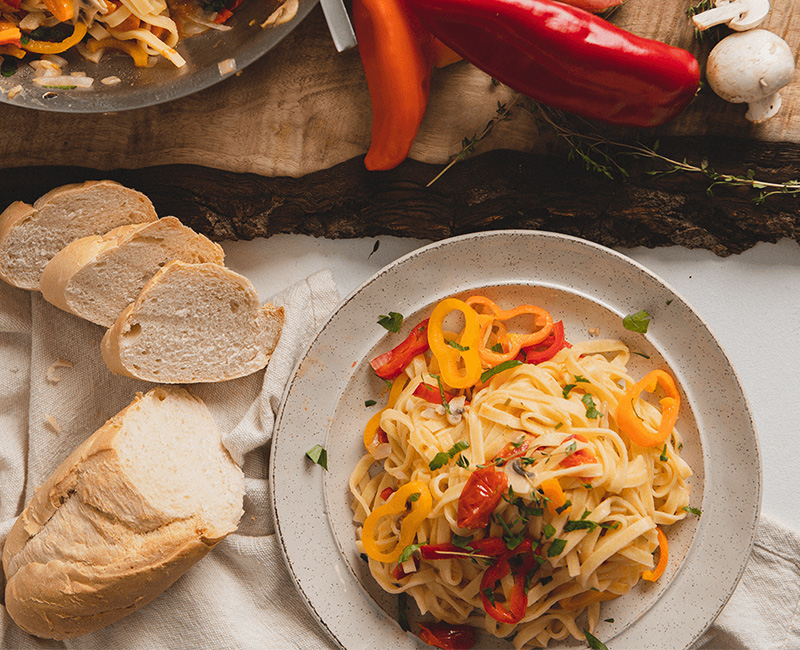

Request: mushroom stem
left=746, top=91, right=782, bottom=122
left=693, top=3, right=743, bottom=31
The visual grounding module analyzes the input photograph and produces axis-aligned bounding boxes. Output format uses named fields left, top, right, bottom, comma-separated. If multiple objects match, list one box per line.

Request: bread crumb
left=47, top=358, right=74, bottom=383
left=45, top=414, right=61, bottom=432
left=251, top=516, right=256, bottom=522
left=588, top=328, right=600, bottom=337
left=7, top=85, right=23, bottom=99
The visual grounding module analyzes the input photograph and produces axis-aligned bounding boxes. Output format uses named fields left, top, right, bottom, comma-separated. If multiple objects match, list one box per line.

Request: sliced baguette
left=0, top=180, right=157, bottom=291
left=101, top=261, right=284, bottom=383
left=40, top=217, right=225, bottom=328
left=2, top=386, right=245, bottom=640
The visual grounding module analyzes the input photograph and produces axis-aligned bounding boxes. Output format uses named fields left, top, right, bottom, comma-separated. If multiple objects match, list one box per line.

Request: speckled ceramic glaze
left=270, top=231, right=761, bottom=650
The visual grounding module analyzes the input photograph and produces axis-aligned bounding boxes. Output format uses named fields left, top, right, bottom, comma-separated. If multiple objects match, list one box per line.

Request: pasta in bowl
left=350, top=295, right=696, bottom=649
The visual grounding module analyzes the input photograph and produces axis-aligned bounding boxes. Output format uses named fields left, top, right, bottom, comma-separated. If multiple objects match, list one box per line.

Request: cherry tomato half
left=457, top=466, right=508, bottom=529
left=418, top=623, right=477, bottom=649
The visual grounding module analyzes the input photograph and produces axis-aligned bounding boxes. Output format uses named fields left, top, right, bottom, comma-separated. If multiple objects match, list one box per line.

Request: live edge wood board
left=2, top=1, right=800, bottom=256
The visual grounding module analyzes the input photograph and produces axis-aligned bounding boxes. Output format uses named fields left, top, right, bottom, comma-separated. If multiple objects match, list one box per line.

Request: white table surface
left=221, top=233, right=800, bottom=533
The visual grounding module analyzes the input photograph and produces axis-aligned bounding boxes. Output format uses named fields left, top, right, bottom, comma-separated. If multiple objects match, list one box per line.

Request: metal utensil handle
left=319, top=0, right=357, bottom=51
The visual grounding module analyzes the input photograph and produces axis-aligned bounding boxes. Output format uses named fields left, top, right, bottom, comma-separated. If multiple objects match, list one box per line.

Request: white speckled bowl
left=270, top=230, right=760, bottom=650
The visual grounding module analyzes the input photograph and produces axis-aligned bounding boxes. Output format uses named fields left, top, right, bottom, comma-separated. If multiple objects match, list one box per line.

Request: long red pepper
left=405, top=0, right=700, bottom=128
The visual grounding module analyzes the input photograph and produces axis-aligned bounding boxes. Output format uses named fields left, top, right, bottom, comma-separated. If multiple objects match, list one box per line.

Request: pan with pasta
left=349, top=294, right=697, bottom=649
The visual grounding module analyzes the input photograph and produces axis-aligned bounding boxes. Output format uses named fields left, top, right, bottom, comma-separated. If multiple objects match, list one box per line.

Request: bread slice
left=101, top=261, right=284, bottom=383
left=40, top=217, right=225, bottom=328
left=0, top=180, right=157, bottom=291
left=2, top=386, right=245, bottom=640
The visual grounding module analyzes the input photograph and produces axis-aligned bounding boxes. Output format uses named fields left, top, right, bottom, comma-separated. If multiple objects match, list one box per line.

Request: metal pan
left=0, top=0, right=318, bottom=113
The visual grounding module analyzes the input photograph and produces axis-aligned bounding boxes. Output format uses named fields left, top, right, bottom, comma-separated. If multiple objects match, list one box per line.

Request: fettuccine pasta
left=350, top=295, right=693, bottom=649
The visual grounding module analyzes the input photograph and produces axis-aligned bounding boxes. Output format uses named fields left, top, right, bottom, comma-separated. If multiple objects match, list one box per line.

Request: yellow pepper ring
left=361, top=482, right=432, bottom=563
left=427, top=298, right=482, bottom=389
left=22, top=22, right=87, bottom=55
left=615, top=370, right=681, bottom=448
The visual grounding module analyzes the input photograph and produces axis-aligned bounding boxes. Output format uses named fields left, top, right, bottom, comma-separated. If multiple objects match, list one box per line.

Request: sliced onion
left=42, top=53, right=68, bottom=67
left=33, top=75, right=94, bottom=89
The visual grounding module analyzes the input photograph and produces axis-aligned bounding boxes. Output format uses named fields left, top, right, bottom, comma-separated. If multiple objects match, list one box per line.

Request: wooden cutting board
left=2, top=1, right=800, bottom=255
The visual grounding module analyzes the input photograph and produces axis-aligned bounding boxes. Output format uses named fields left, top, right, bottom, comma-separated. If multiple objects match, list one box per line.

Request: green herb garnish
left=632, top=351, right=651, bottom=359
left=604, top=618, right=615, bottom=623
left=482, top=586, right=497, bottom=607
left=555, top=499, right=572, bottom=515
left=574, top=375, right=590, bottom=383
left=407, top=493, right=420, bottom=502
left=584, top=630, right=609, bottom=650
left=365, top=399, right=376, bottom=407
left=378, top=311, right=403, bottom=333
left=480, top=360, right=522, bottom=384
left=564, top=520, right=599, bottom=533
left=660, top=445, right=668, bottom=462
left=456, top=454, right=469, bottom=469
left=623, top=310, right=651, bottom=334
left=683, top=506, right=702, bottom=517
left=539, top=576, right=553, bottom=586
left=397, top=543, right=422, bottom=563
left=447, top=340, right=469, bottom=351
left=429, top=441, right=470, bottom=470
left=562, top=384, right=576, bottom=399
left=452, top=533, right=473, bottom=549
left=305, top=445, right=328, bottom=470
left=543, top=523, right=556, bottom=538
left=547, top=538, right=567, bottom=557
left=1, top=58, right=18, bottom=78
left=490, top=342, right=503, bottom=353
left=582, top=394, right=603, bottom=419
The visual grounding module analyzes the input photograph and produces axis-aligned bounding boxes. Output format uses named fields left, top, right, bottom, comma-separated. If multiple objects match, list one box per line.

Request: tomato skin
left=457, top=467, right=509, bottom=529
left=418, top=623, right=477, bottom=649
left=559, top=448, right=596, bottom=468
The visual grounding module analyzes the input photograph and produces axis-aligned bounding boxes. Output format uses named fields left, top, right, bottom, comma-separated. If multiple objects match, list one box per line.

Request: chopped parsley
left=539, top=575, right=553, bottom=586
left=584, top=630, right=609, bottom=650
left=447, top=340, right=469, bottom=351
left=482, top=586, right=497, bottom=607
left=582, top=394, right=603, bottom=419
left=407, top=492, right=420, bottom=502
left=562, top=383, right=576, bottom=399
left=660, top=445, right=668, bottom=462
left=1, top=58, right=18, bottom=78
left=305, top=445, right=328, bottom=470
left=456, top=454, right=470, bottom=469
left=494, top=513, right=524, bottom=550
left=623, top=309, right=652, bottom=334
left=666, top=299, right=674, bottom=305
left=632, top=351, right=651, bottom=359
left=377, top=311, right=403, bottom=333
left=480, top=360, right=522, bottom=384
left=564, top=520, right=599, bottom=533
left=543, top=523, right=556, bottom=538
left=452, top=533, right=473, bottom=549
left=430, top=373, right=452, bottom=414
left=429, top=441, right=470, bottom=470
left=397, top=543, right=422, bottom=563
left=555, top=499, right=572, bottom=515
left=604, top=618, right=615, bottom=623
left=490, top=342, right=503, bottom=353
left=365, top=399, right=376, bottom=407
left=574, top=375, right=590, bottom=383
left=564, top=441, right=577, bottom=456
left=683, top=506, right=702, bottom=517
left=555, top=422, right=563, bottom=430
left=547, top=538, right=567, bottom=557
left=28, top=23, right=73, bottom=41
left=599, top=521, right=620, bottom=530
left=202, top=0, right=228, bottom=12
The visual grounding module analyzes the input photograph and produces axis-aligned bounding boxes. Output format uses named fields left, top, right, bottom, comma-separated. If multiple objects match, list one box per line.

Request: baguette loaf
left=2, top=386, right=245, bottom=640
left=0, top=180, right=157, bottom=291
left=40, top=217, right=225, bottom=327
left=101, top=261, right=284, bottom=383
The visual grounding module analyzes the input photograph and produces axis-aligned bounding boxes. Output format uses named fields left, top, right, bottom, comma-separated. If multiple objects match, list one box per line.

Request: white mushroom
left=692, top=0, right=770, bottom=32
left=706, top=29, right=795, bottom=122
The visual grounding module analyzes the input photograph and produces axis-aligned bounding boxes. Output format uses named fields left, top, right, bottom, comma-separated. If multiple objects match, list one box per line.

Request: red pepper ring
left=420, top=536, right=508, bottom=560
left=413, top=382, right=457, bottom=405
left=370, top=319, right=430, bottom=379
left=518, top=321, right=571, bottom=365
left=405, top=0, right=701, bottom=129
left=418, top=622, right=477, bottom=649
left=479, top=539, right=537, bottom=625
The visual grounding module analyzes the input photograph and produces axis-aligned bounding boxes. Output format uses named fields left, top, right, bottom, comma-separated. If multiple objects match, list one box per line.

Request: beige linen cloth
left=0, top=273, right=798, bottom=650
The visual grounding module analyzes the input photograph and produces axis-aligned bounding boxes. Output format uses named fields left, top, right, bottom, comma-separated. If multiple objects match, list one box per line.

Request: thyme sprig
left=427, top=93, right=520, bottom=187
left=687, top=0, right=725, bottom=44
left=527, top=101, right=800, bottom=204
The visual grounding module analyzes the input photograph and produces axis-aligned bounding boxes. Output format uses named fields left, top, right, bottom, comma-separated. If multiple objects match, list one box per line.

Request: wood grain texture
left=3, top=134, right=798, bottom=256
left=2, top=1, right=800, bottom=176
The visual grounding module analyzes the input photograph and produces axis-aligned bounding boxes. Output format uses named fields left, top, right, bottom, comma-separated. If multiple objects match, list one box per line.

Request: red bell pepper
left=519, top=321, right=571, bottom=365
left=559, top=0, right=623, bottom=11
left=380, top=486, right=396, bottom=501
left=457, top=467, right=508, bottom=529
left=370, top=319, right=430, bottom=379
left=420, top=536, right=508, bottom=560
left=418, top=623, right=477, bottom=649
left=493, top=436, right=533, bottom=465
left=479, top=539, right=537, bottom=624
left=414, top=382, right=457, bottom=405
left=405, top=0, right=700, bottom=128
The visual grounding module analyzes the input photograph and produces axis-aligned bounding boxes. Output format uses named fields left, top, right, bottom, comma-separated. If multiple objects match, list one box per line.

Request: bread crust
left=40, top=217, right=225, bottom=327
left=1, top=387, right=242, bottom=640
left=101, top=261, right=285, bottom=383
left=0, top=180, right=157, bottom=291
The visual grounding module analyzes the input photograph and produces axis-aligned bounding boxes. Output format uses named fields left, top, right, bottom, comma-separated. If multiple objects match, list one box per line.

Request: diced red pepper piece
left=479, top=539, right=537, bottom=624
left=518, top=321, right=570, bottom=365
left=457, top=467, right=508, bottom=529
left=418, top=622, right=477, bottom=649
left=493, top=436, right=532, bottom=465
left=380, top=486, right=396, bottom=501
left=559, top=448, right=597, bottom=469
left=370, top=319, right=430, bottom=380
left=420, top=537, right=507, bottom=560
left=413, top=382, right=457, bottom=405
left=392, top=555, right=419, bottom=579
